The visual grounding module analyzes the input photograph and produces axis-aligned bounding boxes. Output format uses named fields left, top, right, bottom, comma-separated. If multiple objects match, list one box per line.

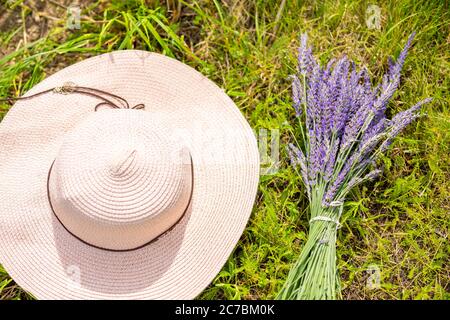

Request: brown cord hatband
left=0, top=82, right=145, bottom=111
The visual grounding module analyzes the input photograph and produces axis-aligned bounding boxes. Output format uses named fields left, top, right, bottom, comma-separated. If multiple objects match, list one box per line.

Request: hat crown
left=108, top=148, right=138, bottom=176
left=48, top=110, right=192, bottom=251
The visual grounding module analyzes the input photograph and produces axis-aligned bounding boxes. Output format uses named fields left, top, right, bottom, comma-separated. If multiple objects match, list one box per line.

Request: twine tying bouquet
left=278, top=33, right=431, bottom=300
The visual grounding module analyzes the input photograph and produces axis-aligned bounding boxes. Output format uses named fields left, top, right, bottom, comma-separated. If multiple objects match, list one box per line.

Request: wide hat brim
left=0, top=51, right=259, bottom=299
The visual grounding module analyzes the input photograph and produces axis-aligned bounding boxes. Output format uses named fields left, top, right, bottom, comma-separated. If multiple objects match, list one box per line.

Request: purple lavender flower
left=289, top=33, right=431, bottom=207
left=287, top=143, right=310, bottom=196
left=292, top=75, right=303, bottom=116
left=324, top=138, right=340, bottom=182
left=380, top=97, right=432, bottom=151
left=374, top=32, right=415, bottom=113
left=346, top=169, right=382, bottom=191
left=297, top=33, right=317, bottom=76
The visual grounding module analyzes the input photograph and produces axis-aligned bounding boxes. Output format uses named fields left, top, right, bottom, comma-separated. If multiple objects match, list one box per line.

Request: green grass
left=0, top=0, right=448, bottom=300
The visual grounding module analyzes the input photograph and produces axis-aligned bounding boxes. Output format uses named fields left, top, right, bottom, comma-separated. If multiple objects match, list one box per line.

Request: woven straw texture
left=0, top=51, right=260, bottom=300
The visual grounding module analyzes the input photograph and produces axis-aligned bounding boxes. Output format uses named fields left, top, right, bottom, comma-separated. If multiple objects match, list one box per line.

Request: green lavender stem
left=277, top=205, right=341, bottom=300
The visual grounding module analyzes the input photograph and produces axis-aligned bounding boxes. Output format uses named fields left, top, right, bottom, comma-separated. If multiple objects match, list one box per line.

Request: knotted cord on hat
left=0, top=82, right=145, bottom=111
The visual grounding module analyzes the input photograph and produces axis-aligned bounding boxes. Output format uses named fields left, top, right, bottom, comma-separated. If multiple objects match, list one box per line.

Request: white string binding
left=309, top=201, right=345, bottom=245
left=309, top=200, right=344, bottom=231
left=309, top=216, right=341, bottom=228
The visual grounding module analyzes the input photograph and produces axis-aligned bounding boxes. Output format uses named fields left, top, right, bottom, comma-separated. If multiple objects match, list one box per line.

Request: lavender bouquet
left=278, top=33, right=431, bottom=300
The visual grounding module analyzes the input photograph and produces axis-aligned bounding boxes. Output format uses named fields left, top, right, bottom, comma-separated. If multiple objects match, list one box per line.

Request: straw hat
left=0, top=50, right=260, bottom=299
